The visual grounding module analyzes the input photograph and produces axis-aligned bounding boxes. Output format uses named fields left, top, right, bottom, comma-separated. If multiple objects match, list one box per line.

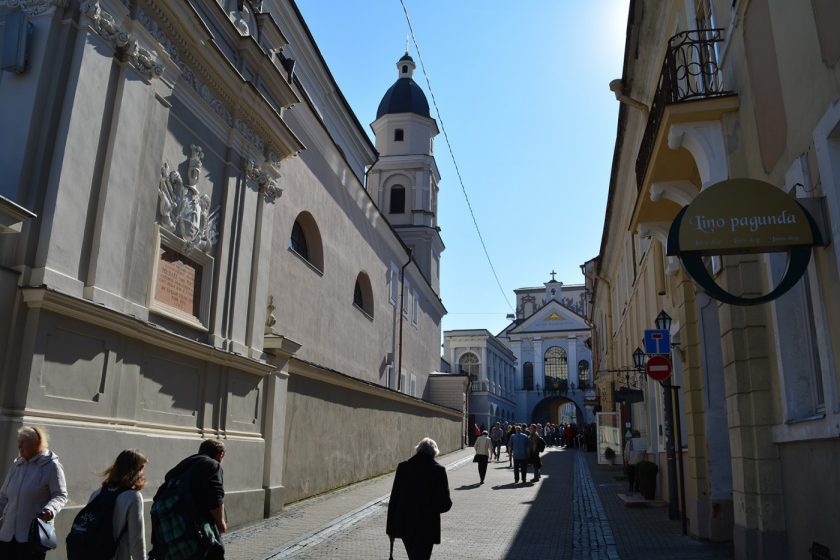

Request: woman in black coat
left=386, top=437, right=452, bottom=560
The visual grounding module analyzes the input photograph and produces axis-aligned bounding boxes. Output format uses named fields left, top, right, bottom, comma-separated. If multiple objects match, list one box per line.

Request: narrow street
left=224, top=447, right=733, bottom=560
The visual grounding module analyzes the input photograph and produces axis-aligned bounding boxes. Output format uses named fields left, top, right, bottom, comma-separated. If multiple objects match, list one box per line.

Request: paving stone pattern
left=572, top=452, right=620, bottom=559
left=224, top=447, right=735, bottom=560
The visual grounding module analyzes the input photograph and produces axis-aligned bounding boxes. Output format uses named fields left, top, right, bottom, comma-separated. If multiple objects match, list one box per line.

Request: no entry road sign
left=645, top=355, right=672, bottom=381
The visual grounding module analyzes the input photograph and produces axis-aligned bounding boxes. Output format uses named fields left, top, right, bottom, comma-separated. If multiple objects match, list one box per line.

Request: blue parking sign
left=644, top=329, right=671, bottom=355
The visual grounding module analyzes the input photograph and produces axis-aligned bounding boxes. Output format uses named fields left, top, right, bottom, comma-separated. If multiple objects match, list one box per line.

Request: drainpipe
left=396, top=250, right=412, bottom=391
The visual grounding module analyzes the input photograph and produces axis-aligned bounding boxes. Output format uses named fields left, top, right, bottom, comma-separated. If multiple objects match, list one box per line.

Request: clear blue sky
left=296, top=0, right=630, bottom=336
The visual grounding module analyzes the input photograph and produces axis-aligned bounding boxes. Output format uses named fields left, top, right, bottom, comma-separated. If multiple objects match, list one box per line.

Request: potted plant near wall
left=604, top=446, right=616, bottom=465
left=636, top=460, right=659, bottom=500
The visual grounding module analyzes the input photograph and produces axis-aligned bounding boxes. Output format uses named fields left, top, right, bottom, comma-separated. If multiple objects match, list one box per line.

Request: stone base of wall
left=779, top=439, right=840, bottom=560
left=692, top=497, right=733, bottom=542
left=282, top=366, right=462, bottom=505
left=733, top=525, right=788, bottom=560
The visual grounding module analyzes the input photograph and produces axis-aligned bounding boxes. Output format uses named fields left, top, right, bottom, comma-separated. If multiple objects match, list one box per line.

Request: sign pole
left=660, top=380, right=679, bottom=520
left=670, top=381, right=688, bottom=536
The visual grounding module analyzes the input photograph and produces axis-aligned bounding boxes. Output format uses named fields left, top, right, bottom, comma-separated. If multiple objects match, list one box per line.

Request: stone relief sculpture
left=158, top=145, right=220, bottom=254
left=265, top=295, right=277, bottom=334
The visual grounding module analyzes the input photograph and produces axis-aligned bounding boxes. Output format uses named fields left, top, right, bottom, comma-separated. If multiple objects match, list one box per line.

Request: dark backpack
left=66, top=487, right=129, bottom=560
left=537, top=436, right=546, bottom=453
left=149, top=476, right=220, bottom=560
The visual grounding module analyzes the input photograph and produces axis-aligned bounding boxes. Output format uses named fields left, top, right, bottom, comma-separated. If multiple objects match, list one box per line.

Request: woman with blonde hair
left=72, top=449, right=147, bottom=560
left=0, top=426, right=68, bottom=559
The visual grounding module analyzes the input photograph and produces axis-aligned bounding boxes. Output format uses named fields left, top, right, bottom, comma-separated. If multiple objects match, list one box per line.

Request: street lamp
left=655, top=310, right=672, bottom=331
left=632, top=347, right=646, bottom=371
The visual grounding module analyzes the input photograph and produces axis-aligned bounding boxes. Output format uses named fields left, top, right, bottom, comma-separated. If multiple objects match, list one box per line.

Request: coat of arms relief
left=158, top=145, right=219, bottom=254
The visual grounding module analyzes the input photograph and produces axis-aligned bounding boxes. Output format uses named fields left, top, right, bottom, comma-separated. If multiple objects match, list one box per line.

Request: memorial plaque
left=155, top=246, right=202, bottom=318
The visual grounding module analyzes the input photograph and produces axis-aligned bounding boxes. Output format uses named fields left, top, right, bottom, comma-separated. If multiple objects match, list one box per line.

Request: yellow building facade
left=589, top=1, right=840, bottom=558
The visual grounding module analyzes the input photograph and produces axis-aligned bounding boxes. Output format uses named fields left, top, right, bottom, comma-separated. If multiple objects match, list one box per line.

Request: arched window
left=290, top=221, right=307, bottom=259
left=459, top=352, right=479, bottom=379
left=394, top=128, right=404, bottom=141
left=353, top=272, right=374, bottom=318
left=401, top=64, right=408, bottom=74
left=390, top=185, right=406, bottom=214
left=544, top=347, right=568, bottom=391
left=523, top=362, right=534, bottom=391
left=289, top=211, right=324, bottom=272
left=578, top=360, right=590, bottom=389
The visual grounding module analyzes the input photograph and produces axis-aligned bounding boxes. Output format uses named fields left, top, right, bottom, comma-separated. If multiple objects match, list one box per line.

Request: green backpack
left=149, top=477, right=220, bottom=560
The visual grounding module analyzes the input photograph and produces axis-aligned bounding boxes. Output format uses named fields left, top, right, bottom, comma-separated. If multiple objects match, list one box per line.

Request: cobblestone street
left=223, top=447, right=734, bottom=560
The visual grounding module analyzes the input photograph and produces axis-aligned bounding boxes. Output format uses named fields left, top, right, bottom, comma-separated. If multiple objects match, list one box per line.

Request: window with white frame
left=402, top=280, right=410, bottom=316
left=411, top=288, right=419, bottom=326
left=410, top=374, right=417, bottom=397
left=400, top=368, right=407, bottom=393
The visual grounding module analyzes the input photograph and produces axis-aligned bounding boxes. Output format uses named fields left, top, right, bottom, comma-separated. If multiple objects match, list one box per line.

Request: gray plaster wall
left=282, top=370, right=461, bottom=504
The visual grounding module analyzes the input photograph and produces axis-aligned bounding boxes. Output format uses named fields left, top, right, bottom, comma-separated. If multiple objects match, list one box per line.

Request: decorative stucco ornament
left=127, top=40, right=163, bottom=79
left=81, top=0, right=129, bottom=49
left=245, top=160, right=282, bottom=203
left=158, top=145, right=220, bottom=254
left=0, top=0, right=66, bottom=16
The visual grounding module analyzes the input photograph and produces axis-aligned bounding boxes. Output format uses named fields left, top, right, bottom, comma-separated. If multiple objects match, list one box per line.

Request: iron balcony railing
left=635, top=29, right=735, bottom=190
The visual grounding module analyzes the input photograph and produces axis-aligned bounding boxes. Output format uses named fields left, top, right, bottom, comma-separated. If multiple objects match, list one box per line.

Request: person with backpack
left=67, top=449, right=147, bottom=560
left=149, top=439, right=226, bottom=560
left=528, top=424, right=545, bottom=482
left=0, top=426, right=67, bottom=560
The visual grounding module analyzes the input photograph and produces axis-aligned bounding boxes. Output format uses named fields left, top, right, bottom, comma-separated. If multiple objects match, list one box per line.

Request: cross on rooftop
left=550, top=270, right=557, bottom=281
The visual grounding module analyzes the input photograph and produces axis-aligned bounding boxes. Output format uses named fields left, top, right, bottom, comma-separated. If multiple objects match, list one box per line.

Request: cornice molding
left=290, top=358, right=462, bottom=419
left=0, top=0, right=66, bottom=16
left=136, top=1, right=303, bottom=161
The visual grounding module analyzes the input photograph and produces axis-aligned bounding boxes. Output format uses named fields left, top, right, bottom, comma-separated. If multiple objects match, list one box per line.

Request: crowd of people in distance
left=0, top=425, right=227, bottom=560
left=470, top=421, right=586, bottom=486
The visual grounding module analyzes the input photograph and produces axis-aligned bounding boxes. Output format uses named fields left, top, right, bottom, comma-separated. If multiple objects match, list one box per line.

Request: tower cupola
left=376, top=52, right=430, bottom=119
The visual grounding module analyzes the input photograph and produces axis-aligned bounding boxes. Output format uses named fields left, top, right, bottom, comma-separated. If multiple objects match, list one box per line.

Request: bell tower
left=368, top=53, right=444, bottom=294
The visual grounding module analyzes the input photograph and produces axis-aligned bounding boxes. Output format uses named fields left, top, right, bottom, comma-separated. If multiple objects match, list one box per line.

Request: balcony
left=635, top=29, right=736, bottom=192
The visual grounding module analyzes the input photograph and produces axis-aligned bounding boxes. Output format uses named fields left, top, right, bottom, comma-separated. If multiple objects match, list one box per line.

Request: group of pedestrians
left=0, top=425, right=227, bottom=560
left=471, top=422, right=548, bottom=485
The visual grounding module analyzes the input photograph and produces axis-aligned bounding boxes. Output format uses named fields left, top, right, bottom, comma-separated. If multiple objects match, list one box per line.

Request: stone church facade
left=0, top=0, right=462, bottom=541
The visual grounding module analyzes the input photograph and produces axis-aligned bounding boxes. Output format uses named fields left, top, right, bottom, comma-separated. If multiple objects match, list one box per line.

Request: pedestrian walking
left=507, top=426, right=532, bottom=484
left=489, top=422, right=503, bottom=462
left=387, top=437, right=452, bottom=560
left=0, top=426, right=68, bottom=560
left=473, top=430, right=492, bottom=484
left=67, top=449, right=147, bottom=559
left=504, top=425, right=514, bottom=468
left=528, top=424, right=545, bottom=482
left=149, top=439, right=226, bottom=560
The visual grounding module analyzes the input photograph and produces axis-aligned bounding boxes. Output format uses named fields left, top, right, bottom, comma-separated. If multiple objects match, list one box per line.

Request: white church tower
left=368, top=53, right=444, bottom=294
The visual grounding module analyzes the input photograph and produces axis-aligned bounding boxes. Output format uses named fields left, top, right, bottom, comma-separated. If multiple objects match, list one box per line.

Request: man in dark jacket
left=387, top=437, right=452, bottom=560
left=150, top=439, right=226, bottom=559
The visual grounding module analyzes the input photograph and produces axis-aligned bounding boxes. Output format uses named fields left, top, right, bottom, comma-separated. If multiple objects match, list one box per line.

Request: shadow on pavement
left=455, top=483, right=482, bottom=491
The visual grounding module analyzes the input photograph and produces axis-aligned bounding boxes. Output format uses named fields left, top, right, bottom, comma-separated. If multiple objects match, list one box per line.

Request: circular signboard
left=666, top=178, right=824, bottom=306
left=645, top=355, right=672, bottom=381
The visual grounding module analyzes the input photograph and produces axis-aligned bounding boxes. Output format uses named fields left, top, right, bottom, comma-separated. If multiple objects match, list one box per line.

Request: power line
left=398, top=0, right=514, bottom=313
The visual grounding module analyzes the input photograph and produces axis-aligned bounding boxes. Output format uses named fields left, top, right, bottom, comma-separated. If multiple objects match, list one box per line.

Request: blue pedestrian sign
left=644, top=329, right=671, bottom=355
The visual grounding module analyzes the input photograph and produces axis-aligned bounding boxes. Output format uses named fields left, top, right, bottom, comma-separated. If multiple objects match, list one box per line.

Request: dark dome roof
left=399, top=53, right=414, bottom=62
left=376, top=77, right=430, bottom=119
